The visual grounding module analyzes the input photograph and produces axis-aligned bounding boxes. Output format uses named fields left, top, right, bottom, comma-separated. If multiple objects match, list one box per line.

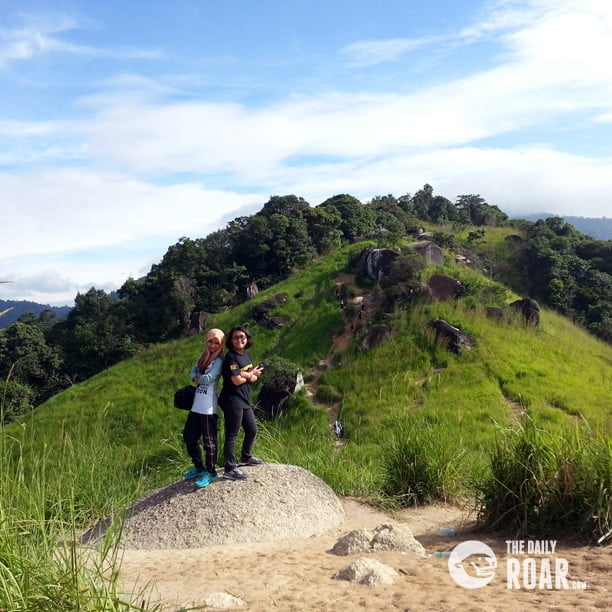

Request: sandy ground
left=118, top=498, right=610, bottom=611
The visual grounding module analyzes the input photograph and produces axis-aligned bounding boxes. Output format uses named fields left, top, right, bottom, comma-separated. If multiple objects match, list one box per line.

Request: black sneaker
left=238, top=456, right=264, bottom=466
left=223, top=468, right=248, bottom=480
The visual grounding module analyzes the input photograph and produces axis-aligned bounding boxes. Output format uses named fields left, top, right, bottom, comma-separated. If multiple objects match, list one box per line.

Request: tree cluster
left=511, top=218, right=612, bottom=341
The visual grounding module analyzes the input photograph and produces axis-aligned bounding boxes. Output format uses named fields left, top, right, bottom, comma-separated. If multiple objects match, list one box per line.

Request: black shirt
left=219, top=350, right=254, bottom=408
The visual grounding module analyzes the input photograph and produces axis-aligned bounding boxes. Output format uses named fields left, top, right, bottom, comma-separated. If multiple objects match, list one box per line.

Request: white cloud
left=264, top=145, right=612, bottom=218
left=0, top=169, right=262, bottom=258
left=0, top=13, right=161, bottom=68
left=340, top=37, right=438, bottom=67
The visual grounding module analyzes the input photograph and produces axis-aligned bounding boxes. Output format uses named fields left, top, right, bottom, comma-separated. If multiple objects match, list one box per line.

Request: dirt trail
left=305, top=272, right=371, bottom=428
left=118, top=498, right=611, bottom=611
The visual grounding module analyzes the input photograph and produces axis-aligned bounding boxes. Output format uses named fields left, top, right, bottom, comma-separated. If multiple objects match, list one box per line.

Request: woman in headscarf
left=182, top=328, right=225, bottom=488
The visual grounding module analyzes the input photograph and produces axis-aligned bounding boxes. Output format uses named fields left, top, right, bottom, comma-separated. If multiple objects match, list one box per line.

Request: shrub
left=259, top=355, right=301, bottom=393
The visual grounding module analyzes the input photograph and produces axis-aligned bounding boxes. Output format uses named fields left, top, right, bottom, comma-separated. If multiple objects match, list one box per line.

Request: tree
left=51, top=288, right=138, bottom=378
left=319, top=194, right=377, bottom=241
left=412, top=184, right=434, bottom=221
left=0, top=321, right=64, bottom=409
left=455, top=194, right=508, bottom=226
left=304, top=206, right=343, bottom=253
left=259, top=194, right=310, bottom=217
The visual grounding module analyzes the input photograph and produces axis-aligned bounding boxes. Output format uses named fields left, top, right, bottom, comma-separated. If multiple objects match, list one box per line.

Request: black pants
left=222, top=403, right=257, bottom=471
left=182, top=412, right=218, bottom=474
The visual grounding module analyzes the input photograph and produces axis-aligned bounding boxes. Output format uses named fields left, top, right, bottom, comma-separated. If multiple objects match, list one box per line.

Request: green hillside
left=1, top=239, right=610, bottom=608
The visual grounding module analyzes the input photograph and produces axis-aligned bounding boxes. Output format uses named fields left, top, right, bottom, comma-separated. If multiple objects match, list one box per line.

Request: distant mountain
left=0, top=299, right=72, bottom=328
left=515, top=213, right=612, bottom=240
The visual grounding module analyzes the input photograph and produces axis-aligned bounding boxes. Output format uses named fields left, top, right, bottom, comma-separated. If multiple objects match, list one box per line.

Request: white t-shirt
left=190, top=357, right=222, bottom=415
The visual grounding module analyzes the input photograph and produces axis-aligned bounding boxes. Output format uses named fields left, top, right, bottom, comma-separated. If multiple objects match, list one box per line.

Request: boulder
left=201, top=592, right=246, bottom=609
left=244, top=282, right=259, bottom=300
left=427, top=274, right=463, bottom=300
left=256, top=372, right=304, bottom=420
left=331, top=523, right=426, bottom=557
left=510, top=298, right=540, bottom=327
left=256, top=388, right=291, bottom=420
left=251, top=304, right=271, bottom=321
left=267, top=315, right=290, bottom=329
left=187, top=311, right=209, bottom=335
left=334, top=558, right=399, bottom=586
left=429, top=319, right=475, bottom=354
left=361, top=247, right=400, bottom=281
left=407, top=240, right=444, bottom=265
left=361, top=325, right=393, bottom=351
left=274, top=293, right=288, bottom=303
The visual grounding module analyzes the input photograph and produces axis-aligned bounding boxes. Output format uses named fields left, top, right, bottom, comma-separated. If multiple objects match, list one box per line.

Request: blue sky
left=1, top=0, right=612, bottom=306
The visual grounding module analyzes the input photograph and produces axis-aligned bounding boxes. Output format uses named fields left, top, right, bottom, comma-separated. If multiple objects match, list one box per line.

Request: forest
left=1, top=185, right=611, bottom=423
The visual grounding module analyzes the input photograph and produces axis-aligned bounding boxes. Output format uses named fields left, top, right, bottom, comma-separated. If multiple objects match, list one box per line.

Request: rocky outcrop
left=257, top=372, right=305, bottom=420
left=186, top=311, right=209, bottom=335
left=361, top=325, right=393, bottom=351
left=427, top=274, right=463, bottom=300
left=510, top=298, right=540, bottom=327
left=429, top=319, right=475, bottom=354
left=251, top=304, right=291, bottom=329
left=407, top=240, right=444, bottom=265
left=361, top=247, right=400, bottom=281
left=83, top=464, right=345, bottom=549
left=244, top=282, right=259, bottom=300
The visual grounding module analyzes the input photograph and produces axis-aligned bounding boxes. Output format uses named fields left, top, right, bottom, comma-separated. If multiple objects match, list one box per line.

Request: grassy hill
left=1, top=238, right=611, bottom=608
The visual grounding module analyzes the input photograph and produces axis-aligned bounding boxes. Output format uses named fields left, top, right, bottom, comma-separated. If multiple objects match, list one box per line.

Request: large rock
left=187, top=311, right=209, bottom=335
left=427, top=274, right=463, bottom=300
left=510, top=298, right=540, bottom=327
left=244, top=282, right=259, bottom=300
left=334, top=558, right=399, bottom=586
left=256, top=372, right=304, bottom=420
left=429, top=319, right=475, bottom=354
left=82, top=464, right=345, bottom=549
left=251, top=304, right=291, bottom=329
left=407, top=240, right=444, bottom=265
left=361, top=325, right=393, bottom=351
left=331, top=523, right=426, bottom=557
left=268, top=315, right=290, bottom=329
left=361, top=247, right=400, bottom=281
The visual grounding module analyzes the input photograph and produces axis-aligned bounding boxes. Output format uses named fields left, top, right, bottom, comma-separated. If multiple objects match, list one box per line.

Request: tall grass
left=381, top=416, right=466, bottom=506
left=0, top=411, right=155, bottom=610
left=476, top=415, right=611, bottom=541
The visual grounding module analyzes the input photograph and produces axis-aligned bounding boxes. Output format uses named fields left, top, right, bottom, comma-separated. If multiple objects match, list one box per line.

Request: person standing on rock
left=219, top=325, right=265, bottom=480
left=183, top=328, right=225, bottom=488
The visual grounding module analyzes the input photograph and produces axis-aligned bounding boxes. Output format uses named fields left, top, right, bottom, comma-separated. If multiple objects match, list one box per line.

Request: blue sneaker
left=195, top=473, right=218, bottom=488
left=184, top=467, right=206, bottom=479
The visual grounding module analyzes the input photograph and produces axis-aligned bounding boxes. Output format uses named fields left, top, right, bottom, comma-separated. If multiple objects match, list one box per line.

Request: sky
left=1, top=0, right=612, bottom=307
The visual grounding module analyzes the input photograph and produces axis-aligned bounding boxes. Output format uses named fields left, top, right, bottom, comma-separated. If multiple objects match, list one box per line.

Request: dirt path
left=118, top=499, right=610, bottom=611
left=306, top=273, right=371, bottom=427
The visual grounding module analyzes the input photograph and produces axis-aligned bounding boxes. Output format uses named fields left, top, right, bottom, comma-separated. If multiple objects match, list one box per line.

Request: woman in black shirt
left=219, top=325, right=265, bottom=480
